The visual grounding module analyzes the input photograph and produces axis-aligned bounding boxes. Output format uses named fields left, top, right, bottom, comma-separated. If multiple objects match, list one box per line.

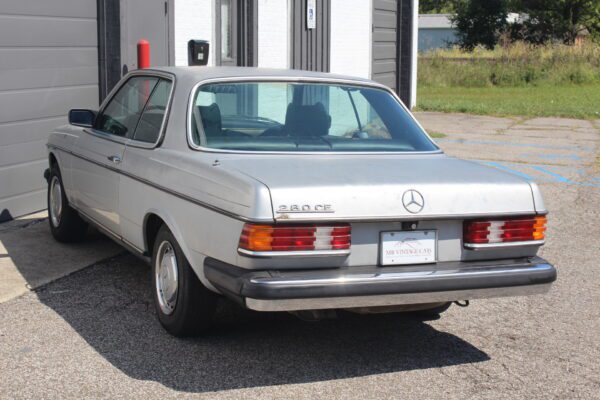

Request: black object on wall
left=188, top=40, right=210, bottom=66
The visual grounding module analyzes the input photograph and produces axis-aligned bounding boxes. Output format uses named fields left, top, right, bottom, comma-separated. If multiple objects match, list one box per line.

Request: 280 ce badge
left=277, top=204, right=334, bottom=213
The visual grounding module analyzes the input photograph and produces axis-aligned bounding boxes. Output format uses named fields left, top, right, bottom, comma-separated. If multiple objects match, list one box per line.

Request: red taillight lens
left=464, top=215, right=547, bottom=245
left=239, top=223, right=351, bottom=252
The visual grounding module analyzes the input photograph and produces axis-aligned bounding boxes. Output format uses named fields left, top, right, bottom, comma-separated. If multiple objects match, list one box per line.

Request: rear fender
left=142, top=208, right=218, bottom=292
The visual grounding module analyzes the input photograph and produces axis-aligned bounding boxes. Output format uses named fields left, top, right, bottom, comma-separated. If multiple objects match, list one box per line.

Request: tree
left=515, top=0, right=600, bottom=44
left=451, top=0, right=510, bottom=50
left=419, top=0, right=457, bottom=14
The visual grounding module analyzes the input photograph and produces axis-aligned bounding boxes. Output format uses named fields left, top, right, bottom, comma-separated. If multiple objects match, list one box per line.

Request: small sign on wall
left=307, top=0, right=316, bottom=29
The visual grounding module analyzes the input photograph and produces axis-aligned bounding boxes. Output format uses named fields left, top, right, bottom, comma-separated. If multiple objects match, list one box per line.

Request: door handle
left=107, top=155, right=122, bottom=164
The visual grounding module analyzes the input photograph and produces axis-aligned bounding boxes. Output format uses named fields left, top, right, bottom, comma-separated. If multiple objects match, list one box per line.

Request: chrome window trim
left=238, top=248, right=351, bottom=258
left=185, top=76, right=443, bottom=155
left=464, top=240, right=545, bottom=250
left=86, top=69, right=176, bottom=150
left=83, top=128, right=129, bottom=145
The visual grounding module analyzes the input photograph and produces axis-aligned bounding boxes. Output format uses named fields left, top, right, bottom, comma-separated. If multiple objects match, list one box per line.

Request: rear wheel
left=152, top=225, right=217, bottom=337
left=47, top=167, right=88, bottom=242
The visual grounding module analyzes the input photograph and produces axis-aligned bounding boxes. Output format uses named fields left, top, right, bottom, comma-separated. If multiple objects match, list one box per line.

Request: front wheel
left=47, top=167, right=88, bottom=242
left=152, top=226, right=217, bottom=337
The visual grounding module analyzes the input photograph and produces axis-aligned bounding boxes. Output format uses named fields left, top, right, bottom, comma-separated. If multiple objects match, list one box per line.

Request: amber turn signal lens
left=239, top=224, right=274, bottom=251
left=532, top=215, right=547, bottom=241
left=238, top=223, right=351, bottom=252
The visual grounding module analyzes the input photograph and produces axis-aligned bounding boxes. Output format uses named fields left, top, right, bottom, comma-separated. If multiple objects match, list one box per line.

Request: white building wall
left=329, top=0, right=371, bottom=79
left=173, top=0, right=214, bottom=66
left=257, top=0, right=289, bottom=69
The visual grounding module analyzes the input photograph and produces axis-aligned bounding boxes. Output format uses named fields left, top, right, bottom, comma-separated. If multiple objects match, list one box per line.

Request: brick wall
left=257, top=0, right=289, bottom=68
left=330, top=0, right=371, bottom=79
left=173, top=0, right=214, bottom=66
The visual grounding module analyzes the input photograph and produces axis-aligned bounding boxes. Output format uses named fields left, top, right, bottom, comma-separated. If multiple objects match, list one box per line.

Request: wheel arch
left=142, top=209, right=217, bottom=292
left=49, top=152, right=59, bottom=168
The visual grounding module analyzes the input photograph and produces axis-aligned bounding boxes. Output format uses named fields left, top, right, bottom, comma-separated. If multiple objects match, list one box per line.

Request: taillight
left=239, top=223, right=351, bottom=252
left=464, top=215, right=547, bottom=246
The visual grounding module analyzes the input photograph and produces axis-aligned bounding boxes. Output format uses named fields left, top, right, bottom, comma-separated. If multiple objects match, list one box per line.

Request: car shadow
left=0, top=215, right=122, bottom=299
left=32, top=253, right=490, bottom=393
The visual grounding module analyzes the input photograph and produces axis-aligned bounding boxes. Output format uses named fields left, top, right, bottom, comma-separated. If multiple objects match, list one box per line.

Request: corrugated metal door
left=371, top=0, right=398, bottom=91
left=291, top=0, right=330, bottom=72
left=0, top=0, right=99, bottom=222
left=372, top=0, right=416, bottom=106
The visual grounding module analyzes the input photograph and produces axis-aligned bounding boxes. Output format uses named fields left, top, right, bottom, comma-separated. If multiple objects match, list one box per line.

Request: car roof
left=144, top=66, right=375, bottom=85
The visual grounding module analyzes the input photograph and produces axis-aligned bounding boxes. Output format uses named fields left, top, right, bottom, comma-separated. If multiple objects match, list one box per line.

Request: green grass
left=419, top=42, right=600, bottom=88
left=428, top=132, right=447, bottom=138
left=416, top=84, right=600, bottom=119
left=416, top=42, right=600, bottom=119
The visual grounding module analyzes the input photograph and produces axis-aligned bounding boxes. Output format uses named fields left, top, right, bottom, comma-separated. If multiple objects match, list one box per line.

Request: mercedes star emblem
left=402, top=189, right=425, bottom=214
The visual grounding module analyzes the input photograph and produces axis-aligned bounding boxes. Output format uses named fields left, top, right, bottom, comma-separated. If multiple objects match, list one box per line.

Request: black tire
left=410, top=302, right=452, bottom=320
left=47, top=166, right=88, bottom=242
left=151, top=225, right=217, bottom=337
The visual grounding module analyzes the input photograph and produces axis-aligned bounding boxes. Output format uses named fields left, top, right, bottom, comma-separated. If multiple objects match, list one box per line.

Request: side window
left=352, top=91, right=391, bottom=139
left=328, top=86, right=391, bottom=139
left=94, top=76, right=159, bottom=137
left=133, top=79, right=173, bottom=143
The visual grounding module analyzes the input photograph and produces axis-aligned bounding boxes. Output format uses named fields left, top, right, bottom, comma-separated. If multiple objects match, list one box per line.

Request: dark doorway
left=290, top=0, right=331, bottom=72
left=215, top=0, right=257, bottom=67
left=97, top=0, right=121, bottom=102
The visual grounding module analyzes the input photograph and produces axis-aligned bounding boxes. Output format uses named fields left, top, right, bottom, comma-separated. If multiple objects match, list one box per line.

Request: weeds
left=419, top=42, right=600, bottom=88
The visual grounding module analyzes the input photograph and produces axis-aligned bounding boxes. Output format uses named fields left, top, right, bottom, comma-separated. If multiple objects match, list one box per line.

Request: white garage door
left=0, top=0, right=99, bottom=222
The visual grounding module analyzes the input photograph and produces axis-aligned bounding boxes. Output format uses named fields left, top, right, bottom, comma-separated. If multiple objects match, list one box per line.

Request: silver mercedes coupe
left=45, top=67, right=556, bottom=336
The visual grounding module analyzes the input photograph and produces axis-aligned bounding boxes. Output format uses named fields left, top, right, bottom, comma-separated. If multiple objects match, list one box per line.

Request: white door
left=120, top=0, right=170, bottom=73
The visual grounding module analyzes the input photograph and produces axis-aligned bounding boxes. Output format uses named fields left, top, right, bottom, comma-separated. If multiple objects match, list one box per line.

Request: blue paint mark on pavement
left=438, top=138, right=594, bottom=152
left=519, top=153, right=582, bottom=161
left=484, top=161, right=536, bottom=180
left=478, top=160, right=600, bottom=187
left=529, top=165, right=575, bottom=184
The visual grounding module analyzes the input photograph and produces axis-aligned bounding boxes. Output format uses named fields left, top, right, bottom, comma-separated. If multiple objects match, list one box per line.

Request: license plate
left=380, top=230, right=437, bottom=265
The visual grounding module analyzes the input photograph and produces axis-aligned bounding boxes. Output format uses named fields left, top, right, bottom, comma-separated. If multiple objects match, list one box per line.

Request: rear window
left=190, top=81, right=438, bottom=152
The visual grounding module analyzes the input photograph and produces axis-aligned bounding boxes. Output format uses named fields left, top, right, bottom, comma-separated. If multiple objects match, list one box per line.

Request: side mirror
left=68, top=109, right=96, bottom=128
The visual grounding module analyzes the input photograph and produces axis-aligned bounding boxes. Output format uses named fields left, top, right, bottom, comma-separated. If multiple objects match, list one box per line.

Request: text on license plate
left=380, top=230, right=437, bottom=265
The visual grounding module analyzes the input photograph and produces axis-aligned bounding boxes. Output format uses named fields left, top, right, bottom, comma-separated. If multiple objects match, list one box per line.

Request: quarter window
left=133, top=79, right=173, bottom=143
left=95, top=76, right=159, bottom=137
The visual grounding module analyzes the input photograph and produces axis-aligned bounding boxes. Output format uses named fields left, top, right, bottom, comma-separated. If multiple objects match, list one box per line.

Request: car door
left=71, top=75, right=159, bottom=236
left=119, top=77, right=174, bottom=250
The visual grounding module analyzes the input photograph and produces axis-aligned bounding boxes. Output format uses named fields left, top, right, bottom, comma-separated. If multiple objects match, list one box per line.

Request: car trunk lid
left=218, top=154, right=538, bottom=222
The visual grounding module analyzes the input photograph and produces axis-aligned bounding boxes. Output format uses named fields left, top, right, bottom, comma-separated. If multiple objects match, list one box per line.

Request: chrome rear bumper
left=204, top=257, right=556, bottom=312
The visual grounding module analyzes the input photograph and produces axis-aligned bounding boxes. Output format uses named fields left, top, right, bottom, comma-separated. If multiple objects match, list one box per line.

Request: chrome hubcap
left=49, top=176, right=62, bottom=227
left=155, top=241, right=179, bottom=315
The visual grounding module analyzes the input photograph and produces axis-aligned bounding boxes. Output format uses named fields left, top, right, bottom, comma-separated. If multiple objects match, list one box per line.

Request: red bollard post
left=137, top=39, right=150, bottom=69
left=137, top=39, right=151, bottom=107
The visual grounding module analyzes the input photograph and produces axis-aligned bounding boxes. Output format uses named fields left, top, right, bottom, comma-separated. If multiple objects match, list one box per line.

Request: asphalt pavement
left=0, top=112, right=598, bottom=399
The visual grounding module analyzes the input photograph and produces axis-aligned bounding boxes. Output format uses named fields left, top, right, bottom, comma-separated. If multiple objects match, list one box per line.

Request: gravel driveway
left=1, top=113, right=598, bottom=399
